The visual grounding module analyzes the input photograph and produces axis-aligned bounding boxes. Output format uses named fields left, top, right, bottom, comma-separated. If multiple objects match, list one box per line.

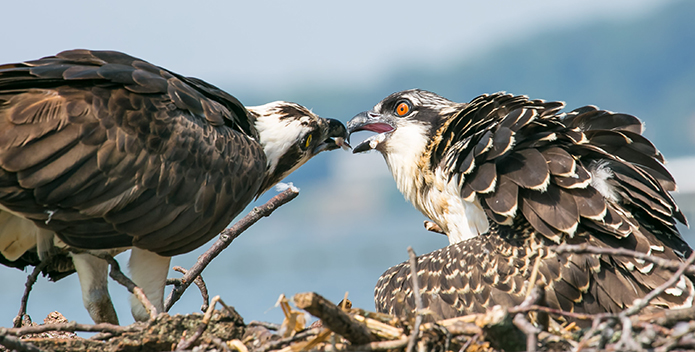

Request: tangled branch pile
left=2, top=190, right=695, bottom=352
left=3, top=287, right=695, bottom=352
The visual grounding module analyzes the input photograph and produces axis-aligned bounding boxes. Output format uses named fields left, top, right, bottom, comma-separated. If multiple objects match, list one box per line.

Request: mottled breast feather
left=377, top=92, right=692, bottom=323
left=0, top=49, right=267, bottom=256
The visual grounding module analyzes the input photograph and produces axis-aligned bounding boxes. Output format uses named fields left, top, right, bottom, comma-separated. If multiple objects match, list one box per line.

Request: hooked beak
left=347, top=111, right=396, bottom=153
left=313, top=118, right=351, bottom=154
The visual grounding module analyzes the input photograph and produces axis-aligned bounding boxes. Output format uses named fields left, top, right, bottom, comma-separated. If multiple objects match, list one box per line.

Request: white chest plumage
left=381, top=123, right=489, bottom=244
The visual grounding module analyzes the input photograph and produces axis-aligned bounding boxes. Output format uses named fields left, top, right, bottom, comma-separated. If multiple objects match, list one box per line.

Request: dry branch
left=5, top=322, right=142, bottom=337
left=0, top=328, right=48, bottom=352
left=422, top=317, right=481, bottom=336
left=405, top=246, right=424, bottom=352
left=176, top=295, right=227, bottom=350
left=170, top=266, right=211, bottom=312
left=622, top=251, right=695, bottom=318
left=346, top=337, right=409, bottom=351
left=352, top=315, right=404, bottom=340
left=511, top=285, right=544, bottom=352
left=293, top=292, right=375, bottom=345
left=554, top=243, right=695, bottom=275
left=165, top=187, right=299, bottom=311
left=5, top=238, right=695, bottom=352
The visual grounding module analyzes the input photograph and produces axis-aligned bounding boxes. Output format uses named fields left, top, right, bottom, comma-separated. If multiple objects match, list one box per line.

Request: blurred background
left=1, top=0, right=694, bottom=328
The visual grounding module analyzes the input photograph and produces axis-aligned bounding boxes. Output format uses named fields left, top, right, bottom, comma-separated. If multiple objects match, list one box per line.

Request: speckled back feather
left=376, top=92, right=693, bottom=323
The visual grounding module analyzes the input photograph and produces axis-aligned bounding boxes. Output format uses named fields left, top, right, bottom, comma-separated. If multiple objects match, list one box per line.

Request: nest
left=2, top=189, right=695, bottom=352
left=3, top=290, right=695, bottom=352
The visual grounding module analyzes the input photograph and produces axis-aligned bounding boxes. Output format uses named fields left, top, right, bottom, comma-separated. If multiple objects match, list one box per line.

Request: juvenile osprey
left=0, top=50, right=348, bottom=324
left=348, top=89, right=693, bottom=322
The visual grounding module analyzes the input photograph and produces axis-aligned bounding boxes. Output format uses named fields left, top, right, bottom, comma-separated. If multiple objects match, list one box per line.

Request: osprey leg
left=71, top=252, right=119, bottom=325
left=128, top=248, right=171, bottom=321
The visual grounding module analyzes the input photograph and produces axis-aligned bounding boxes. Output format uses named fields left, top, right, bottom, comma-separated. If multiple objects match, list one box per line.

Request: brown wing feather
left=0, top=49, right=266, bottom=256
left=383, top=92, right=694, bottom=323
left=434, top=92, right=686, bottom=245
left=375, top=222, right=693, bottom=325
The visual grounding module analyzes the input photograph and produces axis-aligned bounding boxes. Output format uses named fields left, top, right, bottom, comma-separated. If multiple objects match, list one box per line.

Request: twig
left=422, top=318, right=481, bottom=336
left=430, top=323, right=452, bottom=352
left=509, top=304, right=596, bottom=321
left=525, top=248, right=543, bottom=298
left=300, top=328, right=332, bottom=351
left=656, top=321, right=695, bottom=352
left=293, top=292, right=374, bottom=345
left=164, top=188, right=299, bottom=311
left=93, top=253, right=158, bottom=321
left=0, top=328, right=48, bottom=352
left=513, top=314, right=540, bottom=352
left=511, top=285, right=544, bottom=352
left=346, top=337, right=409, bottom=351
left=5, top=322, right=141, bottom=337
left=615, top=315, right=640, bottom=351
left=211, top=337, right=234, bottom=352
left=458, top=333, right=480, bottom=352
left=613, top=251, right=695, bottom=351
left=12, top=259, right=50, bottom=328
left=176, top=295, right=225, bottom=350
left=635, top=305, right=695, bottom=327
left=406, top=246, right=424, bottom=352
left=257, top=327, right=321, bottom=352
left=574, top=251, right=695, bottom=351
left=171, top=266, right=210, bottom=312
left=352, top=315, right=404, bottom=340
left=621, top=251, right=695, bottom=318
left=247, top=321, right=280, bottom=331
left=554, top=243, right=695, bottom=275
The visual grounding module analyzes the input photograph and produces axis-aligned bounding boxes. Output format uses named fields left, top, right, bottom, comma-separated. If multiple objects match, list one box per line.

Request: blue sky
left=1, top=0, right=672, bottom=90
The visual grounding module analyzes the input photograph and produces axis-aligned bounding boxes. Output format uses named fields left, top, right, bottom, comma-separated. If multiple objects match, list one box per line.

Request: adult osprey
left=0, top=50, right=348, bottom=324
left=348, top=89, right=694, bottom=322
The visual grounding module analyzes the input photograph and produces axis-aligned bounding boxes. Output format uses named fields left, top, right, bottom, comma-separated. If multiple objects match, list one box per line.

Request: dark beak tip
left=352, top=141, right=372, bottom=154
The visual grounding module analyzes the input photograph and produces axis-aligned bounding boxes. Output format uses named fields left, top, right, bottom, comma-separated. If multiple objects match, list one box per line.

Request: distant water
left=2, top=151, right=694, bottom=327
left=0, top=155, right=449, bottom=325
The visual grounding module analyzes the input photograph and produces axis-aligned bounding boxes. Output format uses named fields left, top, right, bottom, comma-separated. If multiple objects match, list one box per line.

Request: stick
left=352, top=315, right=404, bottom=340
left=5, top=322, right=141, bottom=337
left=554, top=243, right=695, bottom=275
left=621, top=251, right=695, bottom=318
left=12, top=260, right=50, bottom=328
left=293, top=292, right=374, bottom=345
left=512, top=314, right=539, bottom=352
left=509, top=304, right=596, bottom=321
left=171, top=266, right=210, bottom=312
left=458, top=333, right=480, bottom=352
left=421, top=318, right=481, bottom=336
left=175, top=295, right=224, bottom=350
left=164, top=188, right=299, bottom=311
left=93, top=253, right=158, bottom=321
left=346, top=337, right=409, bottom=351
left=576, top=251, right=695, bottom=350
left=511, top=285, right=543, bottom=352
left=406, top=246, right=424, bottom=352
left=257, top=328, right=320, bottom=352
left=0, top=328, right=47, bottom=352
left=635, top=305, right=695, bottom=327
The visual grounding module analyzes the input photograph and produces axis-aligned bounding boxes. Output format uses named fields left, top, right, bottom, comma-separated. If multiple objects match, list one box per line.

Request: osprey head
left=347, top=89, right=460, bottom=154
left=250, top=101, right=349, bottom=194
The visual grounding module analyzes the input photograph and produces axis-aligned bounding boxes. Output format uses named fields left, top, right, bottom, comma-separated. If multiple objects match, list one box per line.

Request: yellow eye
left=305, top=134, right=313, bottom=148
left=395, top=101, right=411, bottom=117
